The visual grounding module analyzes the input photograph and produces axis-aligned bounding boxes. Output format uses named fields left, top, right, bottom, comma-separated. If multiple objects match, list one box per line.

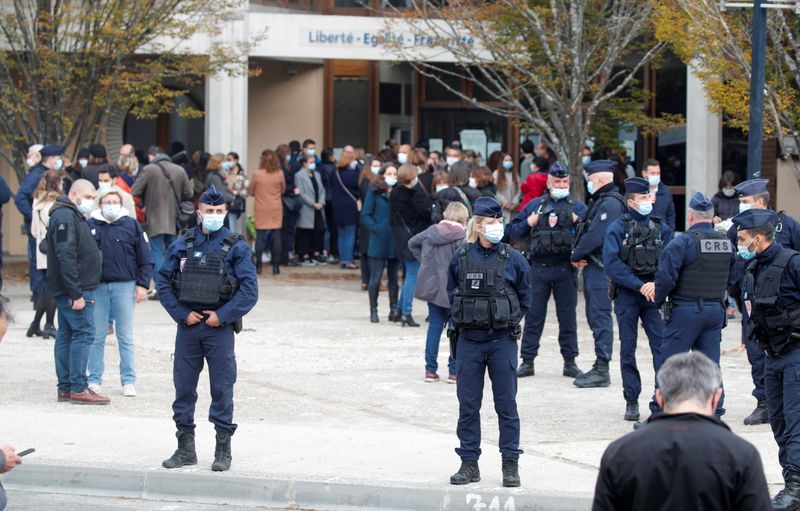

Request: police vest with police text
left=527, top=196, right=575, bottom=259
left=743, top=248, right=800, bottom=356
left=172, top=230, right=243, bottom=309
left=620, top=215, right=663, bottom=278
left=672, top=230, right=732, bottom=300
left=451, top=243, right=522, bottom=331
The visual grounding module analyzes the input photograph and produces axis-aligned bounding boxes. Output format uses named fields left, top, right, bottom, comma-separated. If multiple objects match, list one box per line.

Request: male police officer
left=603, top=177, right=671, bottom=422
left=654, top=193, right=735, bottom=417
left=511, top=162, right=587, bottom=378
left=729, top=178, right=800, bottom=426
left=735, top=208, right=800, bottom=509
left=156, top=185, right=258, bottom=472
left=571, top=160, right=627, bottom=387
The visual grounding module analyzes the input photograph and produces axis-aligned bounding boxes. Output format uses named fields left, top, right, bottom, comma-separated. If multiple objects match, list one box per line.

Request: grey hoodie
left=409, top=221, right=466, bottom=308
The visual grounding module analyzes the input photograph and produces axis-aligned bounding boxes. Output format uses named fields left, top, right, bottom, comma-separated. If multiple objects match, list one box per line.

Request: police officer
left=571, top=160, right=627, bottom=387
left=448, top=197, right=532, bottom=488
left=156, top=185, right=258, bottom=472
left=735, top=208, right=800, bottom=509
left=603, top=177, right=671, bottom=422
left=654, top=193, right=735, bottom=417
left=728, top=178, right=800, bottom=426
left=510, top=162, right=587, bottom=378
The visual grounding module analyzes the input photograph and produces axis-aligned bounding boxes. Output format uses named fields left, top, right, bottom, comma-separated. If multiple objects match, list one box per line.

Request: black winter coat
left=389, top=185, right=431, bottom=261
left=45, top=196, right=102, bottom=299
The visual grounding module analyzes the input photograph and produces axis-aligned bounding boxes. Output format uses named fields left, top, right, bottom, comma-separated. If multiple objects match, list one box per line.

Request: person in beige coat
left=248, top=149, right=286, bottom=275
left=28, top=170, right=62, bottom=339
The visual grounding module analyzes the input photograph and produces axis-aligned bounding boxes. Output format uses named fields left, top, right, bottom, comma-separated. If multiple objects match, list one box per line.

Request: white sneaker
left=88, top=383, right=102, bottom=394
left=122, top=384, right=136, bottom=397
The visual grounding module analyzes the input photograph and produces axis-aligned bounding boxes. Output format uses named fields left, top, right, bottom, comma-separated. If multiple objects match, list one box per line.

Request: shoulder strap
left=454, top=187, right=472, bottom=211
left=154, top=161, right=181, bottom=205
left=184, top=229, right=196, bottom=251
left=604, top=191, right=627, bottom=209
left=776, top=210, right=786, bottom=234
left=221, top=232, right=245, bottom=255
left=335, top=169, right=359, bottom=206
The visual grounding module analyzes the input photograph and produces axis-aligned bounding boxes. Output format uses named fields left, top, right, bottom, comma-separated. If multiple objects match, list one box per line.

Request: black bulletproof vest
left=451, top=243, right=522, bottom=330
left=619, top=215, right=663, bottom=278
left=743, top=248, right=800, bottom=355
left=528, top=196, right=575, bottom=258
left=573, top=190, right=625, bottom=250
left=172, top=231, right=242, bottom=309
left=672, top=230, right=732, bottom=300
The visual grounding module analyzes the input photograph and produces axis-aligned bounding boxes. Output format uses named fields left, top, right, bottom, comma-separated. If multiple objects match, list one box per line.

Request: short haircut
left=753, top=191, right=770, bottom=207
left=692, top=209, right=715, bottom=220
left=302, top=139, right=316, bottom=147
left=70, top=179, right=95, bottom=197
left=657, top=352, right=722, bottom=409
left=443, top=202, right=469, bottom=224
left=521, top=140, right=534, bottom=154
left=644, top=158, right=660, bottom=169
left=397, top=164, right=418, bottom=185
left=432, top=170, right=449, bottom=186
left=289, top=140, right=301, bottom=152
left=147, top=145, right=163, bottom=157
left=747, top=224, right=775, bottom=241
left=97, top=188, right=123, bottom=204
left=97, top=164, right=117, bottom=178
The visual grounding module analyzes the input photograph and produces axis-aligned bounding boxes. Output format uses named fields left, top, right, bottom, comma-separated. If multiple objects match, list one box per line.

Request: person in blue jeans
left=331, top=150, right=361, bottom=269
left=45, top=179, right=110, bottom=405
left=409, top=202, right=468, bottom=383
left=87, top=187, right=153, bottom=397
left=390, top=164, right=432, bottom=326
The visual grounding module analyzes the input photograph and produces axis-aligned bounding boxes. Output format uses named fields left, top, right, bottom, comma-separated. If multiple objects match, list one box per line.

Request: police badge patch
left=466, top=272, right=485, bottom=291
left=549, top=213, right=558, bottom=228
left=600, top=212, right=607, bottom=221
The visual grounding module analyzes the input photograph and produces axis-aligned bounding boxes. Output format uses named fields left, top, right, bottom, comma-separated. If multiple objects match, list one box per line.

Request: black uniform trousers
left=520, top=261, right=578, bottom=360
left=765, top=346, right=800, bottom=474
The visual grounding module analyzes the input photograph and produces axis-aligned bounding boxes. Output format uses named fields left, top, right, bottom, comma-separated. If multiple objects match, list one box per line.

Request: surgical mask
left=202, top=213, right=225, bottom=233
left=77, top=199, right=94, bottom=217
left=285, top=155, right=291, bottom=163
left=737, top=238, right=758, bottom=260
left=349, top=160, right=358, bottom=170
left=26, top=158, right=35, bottom=169
left=581, top=156, right=592, bottom=166
left=221, top=161, right=233, bottom=172
left=371, top=165, right=381, bottom=175
left=502, top=161, right=513, bottom=170
left=722, top=188, right=736, bottom=198
left=101, top=204, right=121, bottom=220
left=446, top=156, right=459, bottom=167
left=306, top=148, right=316, bottom=157
left=54, top=158, right=63, bottom=171
left=98, top=181, right=112, bottom=191
left=397, top=153, right=408, bottom=164
left=739, top=202, right=753, bottom=214
left=435, top=184, right=448, bottom=193
left=482, top=223, right=504, bottom=244
left=647, top=175, right=661, bottom=187
left=308, top=163, right=316, bottom=171
left=385, top=176, right=398, bottom=187
left=551, top=188, right=569, bottom=200
left=468, top=177, right=477, bottom=188
left=78, top=158, right=88, bottom=168
left=636, top=201, right=653, bottom=216
left=587, top=181, right=596, bottom=195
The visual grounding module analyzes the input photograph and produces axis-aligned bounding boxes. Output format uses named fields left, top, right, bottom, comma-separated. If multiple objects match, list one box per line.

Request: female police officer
left=448, top=196, right=532, bottom=487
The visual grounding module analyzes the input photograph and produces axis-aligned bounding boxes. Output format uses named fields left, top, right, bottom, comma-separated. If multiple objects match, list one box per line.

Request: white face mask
left=550, top=188, right=569, bottom=200
left=468, top=177, right=477, bottom=188
left=722, top=188, right=736, bottom=198
left=435, top=184, right=448, bottom=193
left=98, top=181, right=112, bottom=191
left=647, top=175, right=661, bottom=187
left=78, top=158, right=89, bottom=168
left=482, top=223, right=505, bottom=244
left=446, top=156, right=459, bottom=167
left=397, top=153, right=408, bottom=164
left=739, top=202, right=753, bottom=213
left=384, top=176, right=398, bottom=187
left=101, top=204, right=121, bottom=220
left=371, top=165, right=381, bottom=175
left=77, top=198, right=95, bottom=217
left=26, top=158, right=35, bottom=169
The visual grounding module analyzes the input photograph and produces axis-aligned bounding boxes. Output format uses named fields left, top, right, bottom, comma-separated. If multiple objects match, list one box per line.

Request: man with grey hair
left=592, top=352, right=769, bottom=510
left=651, top=192, right=736, bottom=418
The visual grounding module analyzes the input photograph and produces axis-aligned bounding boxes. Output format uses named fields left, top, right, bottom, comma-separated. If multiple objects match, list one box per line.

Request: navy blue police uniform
left=736, top=208, right=800, bottom=508
left=510, top=162, right=587, bottom=376
left=654, top=193, right=735, bottom=417
left=156, top=186, right=258, bottom=471
left=726, top=179, right=800, bottom=425
left=447, top=197, right=532, bottom=488
left=603, top=177, right=672, bottom=420
left=571, top=160, right=627, bottom=384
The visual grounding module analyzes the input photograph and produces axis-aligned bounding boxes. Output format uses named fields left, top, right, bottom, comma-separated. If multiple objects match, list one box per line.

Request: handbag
left=336, top=168, right=362, bottom=212
left=282, top=195, right=302, bottom=212
left=155, top=162, right=194, bottom=229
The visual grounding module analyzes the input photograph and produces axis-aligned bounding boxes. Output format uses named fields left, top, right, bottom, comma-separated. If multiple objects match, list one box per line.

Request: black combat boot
left=211, top=432, right=232, bottom=472
left=162, top=431, right=198, bottom=469
left=563, top=358, right=582, bottom=378
left=624, top=401, right=640, bottom=422
left=517, top=359, right=534, bottom=378
left=502, top=459, right=520, bottom=488
left=573, top=359, right=611, bottom=388
left=368, top=287, right=379, bottom=323
left=744, top=400, right=769, bottom=425
left=773, top=470, right=800, bottom=511
left=450, top=460, right=480, bottom=485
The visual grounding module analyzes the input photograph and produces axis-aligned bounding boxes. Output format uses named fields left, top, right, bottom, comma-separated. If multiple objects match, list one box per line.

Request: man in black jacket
left=46, top=179, right=109, bottom=405
left=592, top=351, right=770, bottom=511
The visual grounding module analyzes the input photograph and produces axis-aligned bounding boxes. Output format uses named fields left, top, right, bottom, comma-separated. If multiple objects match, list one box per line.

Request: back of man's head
left=656, top=352, right=722, bottom=414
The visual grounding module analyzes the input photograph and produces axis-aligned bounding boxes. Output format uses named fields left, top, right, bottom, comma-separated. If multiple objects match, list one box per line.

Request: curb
left=4, top=463, right=593, bottom=511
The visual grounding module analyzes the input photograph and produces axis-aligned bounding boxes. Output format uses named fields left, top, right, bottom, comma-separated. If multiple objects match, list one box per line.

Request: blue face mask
left=54, top=158, right=64, bottom=171
left=482, top=223, right=505, bottom=244
left=550, top=188, right=569, bottom=200
left=306, top=148, right=316, bottom=157
left=308, top=163, right=316, bottom=171
left=737, top=238, right=757, bottom=260
left=586, top=181, right=596, bottom=195
left=581, top=156, right=592, bottom=166
left=221, top=161, right=233, bottom=172
left=502, top=160, right=513, bottom=170
left=636, top=201, right=653, bottom=216
left=739, top=202, right=753, bottom=214
left=202, top=213, right=225, bottom=233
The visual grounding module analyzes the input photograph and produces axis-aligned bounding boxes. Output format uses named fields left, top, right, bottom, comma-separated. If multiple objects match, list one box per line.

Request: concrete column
left=205, top=3, right=249, bottom=165
left=685, top=63, right=722, bottom=229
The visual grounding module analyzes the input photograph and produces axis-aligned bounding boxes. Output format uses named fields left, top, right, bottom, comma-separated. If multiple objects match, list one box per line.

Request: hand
left=572, top=212, right=579, bottom=223
left=293, top=187, right=300, bottom=196
left=0, top=445, right=22, bottom=473
left=203, top=310, right=221, bottom=327
left=71, top=297, right=85, bottom=311
left=640, top=282, right=656, bottom=302
left=314, top=203, right=323, bottom=210
left=134, top=286, right=148, bottom=304
left=186, top=311, right=204, bottom=326
left=526, top=212, right=539, bottom=227
left=723, top=343, right=747, bottom=355
left=571, top=260, right=588, bottom=269
left=713, top=216, right=721, bottom=224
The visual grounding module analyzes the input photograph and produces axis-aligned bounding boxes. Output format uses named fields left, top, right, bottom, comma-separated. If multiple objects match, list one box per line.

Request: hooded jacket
left=45, top=196, right=102, bottom=299
left=409, top=221, right=466, bottom=308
